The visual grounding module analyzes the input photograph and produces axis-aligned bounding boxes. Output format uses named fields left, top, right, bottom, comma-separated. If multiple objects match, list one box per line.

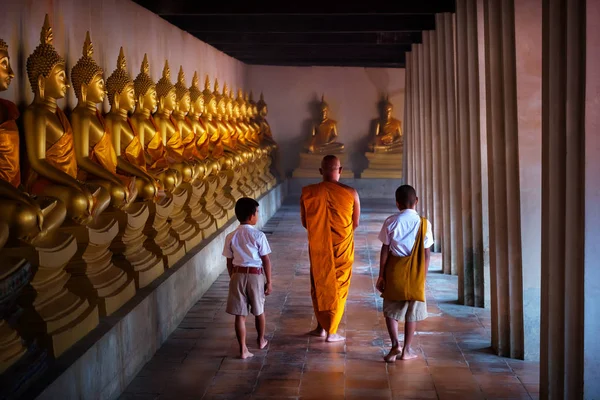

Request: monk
left=300, top=155, right=360, bottom=342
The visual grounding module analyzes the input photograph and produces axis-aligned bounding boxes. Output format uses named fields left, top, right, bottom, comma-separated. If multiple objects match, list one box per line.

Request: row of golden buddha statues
left=0, top=15, right=277, bottom=375
left=293, top=94, right=403, bottom=179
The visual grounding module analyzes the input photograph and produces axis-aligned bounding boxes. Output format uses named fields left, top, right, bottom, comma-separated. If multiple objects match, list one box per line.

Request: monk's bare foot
left=309, top=327, right=327, bottom=337
left=326, top=333, right=345, bottom=342
left=240, top=347, right=254, bottom=359
left=400, top=347, right=418, bottom=360
left=258, top=338, right=269, bottom=349
left=384, top=347, right=402, bottom=363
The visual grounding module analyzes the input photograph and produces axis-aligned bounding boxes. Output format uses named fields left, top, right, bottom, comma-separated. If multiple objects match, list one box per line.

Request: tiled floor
left=121, top=201, right=540, bottom=400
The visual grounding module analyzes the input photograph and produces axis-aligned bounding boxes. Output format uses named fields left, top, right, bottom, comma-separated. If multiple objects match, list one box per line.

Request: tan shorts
left=226, top=271, right=265, bottom=316
left=383, top=299, right=428, bottom=322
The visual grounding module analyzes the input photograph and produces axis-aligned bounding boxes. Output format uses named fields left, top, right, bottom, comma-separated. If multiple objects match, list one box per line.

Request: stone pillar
left=422, top=32, right=434, bottom=226
left=584, top=1, right=600, bottom=397
left=436, top=14, right=452, bottom=275
left=429, top=30, right=442, bottom=253
left=404, top=52, right=413, bottom=186
left=445, top=13, right=462, bottom=277
left=541, top=0, right=591, bottom=397
left=484, top=0, right=524, bottom=359
left=416, top=44, right=426, bottom=216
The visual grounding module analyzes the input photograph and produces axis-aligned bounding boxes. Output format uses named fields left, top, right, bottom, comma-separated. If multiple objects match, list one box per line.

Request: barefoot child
left=376, top=185, right=433, bottom=362
left=223, top=197, right=272, bottom=359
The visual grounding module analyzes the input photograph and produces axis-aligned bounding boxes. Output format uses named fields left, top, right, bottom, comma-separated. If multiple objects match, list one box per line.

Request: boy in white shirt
left=223, top=197, right=272, bottom=359
left=376, top=185, right=433, bottom=362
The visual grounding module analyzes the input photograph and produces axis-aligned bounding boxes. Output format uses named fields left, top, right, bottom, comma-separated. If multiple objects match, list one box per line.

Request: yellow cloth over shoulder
left=382, top=218, right=428, bottom=302
left=301, top=181, right=355, bottom=334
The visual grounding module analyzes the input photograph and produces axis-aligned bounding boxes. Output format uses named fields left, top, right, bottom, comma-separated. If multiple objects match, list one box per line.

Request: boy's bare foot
left=258, top=338, right=269, bottom=349
left=384, top=347, right=402, bottom=363
left=240, top=348, right=254, bottom=359
left=309, top=327, right=327, bottom=337
left=326, top=333, right=345, bottom=342
left=400, top=347, right=419, bottom=360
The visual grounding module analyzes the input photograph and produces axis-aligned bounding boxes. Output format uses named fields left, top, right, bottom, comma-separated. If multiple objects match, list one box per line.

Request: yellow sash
left=382, top=217, right=427, bottom=302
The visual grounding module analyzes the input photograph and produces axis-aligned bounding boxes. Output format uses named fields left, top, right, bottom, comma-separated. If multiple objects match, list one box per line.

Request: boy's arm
left=260, top=254, right=272, bottom=295
left=226, top=258, right=233, bottom=277
left=376, top=244, right=390, bottom=292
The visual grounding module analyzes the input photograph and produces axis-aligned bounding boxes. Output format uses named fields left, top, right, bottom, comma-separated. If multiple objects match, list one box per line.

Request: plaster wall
left=247, top=65, right=405, bottom=176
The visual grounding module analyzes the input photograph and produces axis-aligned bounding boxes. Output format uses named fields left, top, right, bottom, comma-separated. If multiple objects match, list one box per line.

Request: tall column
left=404, top=52, right=413, bottom=186
left=417, top=44, right=426, bottom=216
left=429, top=30, right=442, bottom=253
left=541, top=0, right=588, bottom=397
left=584, top=0, right=600, bottom=397
left=411, top=45, right=421, bottom=194
left=445, top=13, right=462, bottom=277
left=436, top=14, right=452, bottom=274
left=422, top=33, right=432, bottom=222
left=484, top=0, right=524, bottom=359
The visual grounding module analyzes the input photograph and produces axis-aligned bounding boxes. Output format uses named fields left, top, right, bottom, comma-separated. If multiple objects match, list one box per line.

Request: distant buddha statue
left=370, top=96, right=403, bottom=153
left=306, top=95, right=344, bottom=154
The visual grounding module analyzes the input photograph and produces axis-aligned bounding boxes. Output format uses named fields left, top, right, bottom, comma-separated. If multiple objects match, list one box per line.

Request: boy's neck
left=240, top=221, right=254, bottom=225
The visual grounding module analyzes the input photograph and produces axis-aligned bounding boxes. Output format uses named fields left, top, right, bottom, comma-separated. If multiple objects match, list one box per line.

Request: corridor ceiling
left=132, top=1, right=456, bottom=68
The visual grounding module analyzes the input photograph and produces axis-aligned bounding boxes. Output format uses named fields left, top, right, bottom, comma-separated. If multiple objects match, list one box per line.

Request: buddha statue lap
left=104, top=47, right=164, bottom=288
left=292, top=95, right=353, bottom=178
left=361, top=96, right=404, bottom=179
left=130, top=54, right=185, bottom=267
left=19, top=16, right=100, bottom=356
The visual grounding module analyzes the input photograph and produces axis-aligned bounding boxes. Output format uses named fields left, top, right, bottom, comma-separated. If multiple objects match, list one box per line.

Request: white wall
left=247, top=65, right=405, bottom=176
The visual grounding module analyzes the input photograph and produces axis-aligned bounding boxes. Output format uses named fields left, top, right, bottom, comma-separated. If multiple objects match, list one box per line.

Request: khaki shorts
left=383, top=299, right=428, bottom=322
left=226, top=271, right=265, bottom=316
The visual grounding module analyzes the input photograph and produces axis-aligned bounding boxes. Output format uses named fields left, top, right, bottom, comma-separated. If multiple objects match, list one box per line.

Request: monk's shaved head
left=320, top=155, right=342, bottom=182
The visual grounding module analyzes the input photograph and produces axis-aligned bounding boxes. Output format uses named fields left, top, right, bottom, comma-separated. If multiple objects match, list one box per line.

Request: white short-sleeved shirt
left=222, top=224, right=272, bottom=267
left=378, top=209, right=434, bottom=257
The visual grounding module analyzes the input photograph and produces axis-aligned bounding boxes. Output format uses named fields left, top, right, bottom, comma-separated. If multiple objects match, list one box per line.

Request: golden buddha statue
left=153, top=60, right=194, bottom=183
left=361, top=96, right=403, bottom=179
left=70, top=32, right=137, bottom=209
left=370, top=96, right=403, bottom=153
left=130, top=54, right=180, bottom=191
left=104, top=47, right=160, bottom=200
left=188, top=72, right=211, bottom=161
left=307, top=95, right=344, bottom=154
left=0, top=38, right=66, bottom=243
left=214, top=80, right=236, bottom=155
left=245, top=92, right=264, bottom=148
left=256, top=92, right=278, bottom=149
left=23, top=17, right=110, bottom=224
left=201, top=76, right=225, bottom=161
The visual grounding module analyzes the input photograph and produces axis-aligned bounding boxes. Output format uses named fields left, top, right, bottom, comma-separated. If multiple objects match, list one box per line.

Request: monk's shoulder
left=301, top=183, right=319, bottom=199
left=332, top=182, right=358, bottom=200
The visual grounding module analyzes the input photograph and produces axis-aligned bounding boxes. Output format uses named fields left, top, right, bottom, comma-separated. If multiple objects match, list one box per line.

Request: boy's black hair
left=395, top=185, right=417, bottom=208
left=235, top=197, right=259, bottom=222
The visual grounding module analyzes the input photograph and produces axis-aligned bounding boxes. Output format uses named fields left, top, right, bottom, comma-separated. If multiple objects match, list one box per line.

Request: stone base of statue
left=186, top=178, right=218, bottom=241
left=292, top=152, right=354, bottom=178
left=6, top=233, right=100, bottom=357
left=62, top=217, right=136, bottom=317
left=216, top=172, right=236, bottom=220
left=361, top=151, right=404, bottom=179
left=146, top=196, right=186, bottom=268
left=111, top=202, right=164, bottom=289
left=172, top=185, right=202, bottom=252
left=204, top=175, right=229, bottom=229
left=0, top=319, right=27, bottom=373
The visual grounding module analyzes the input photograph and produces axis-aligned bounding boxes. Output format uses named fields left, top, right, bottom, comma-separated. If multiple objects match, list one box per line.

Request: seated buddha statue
left=306, top=95, right=344, bottom=154
left=171, top=66, right=203, bottom=178
left=213, top=80, right=238, bottom=157
left=201, top=76, right=225, bottom=161
left=104, top=47, right=160, bottom=200
left=256, top=92, right=278, bottom=149
left=70, top=32, right=137, bottom=209
left=370, top=96, right=403, bottom=153
left=187, top=72, right=211, bottom=161
left=225, top=86, right=253, bottom=162
left=130, top=54, right=180, bottom=191
left=152, top=60, right=194, bottom=183
left=0, top=37, right=66, bottom=243
left=23, top=17, right=110, bottom=224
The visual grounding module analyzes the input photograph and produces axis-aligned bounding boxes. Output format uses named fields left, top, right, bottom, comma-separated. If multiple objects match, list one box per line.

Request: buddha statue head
left=319, top=94, right=329, bottom=121
left=71, top=32, right=105, bottom=104
left=236, top=89, right=247, bottom=120
left=248, top=91, right=258, bottom=120
left=202, top=75, right=217, bottom=117
left=383, top=96, right=393, bottom=120
left=106, top=47, right=135, bottom=113
left=174, top=66, right=191, bottom=116
left=26, top=15, right=69, bottom=100
left=189, top=71, right=204, bottom=116
left=155, top=60, right=176, bottom=113
left=214, top=79, right=226, bottom=118
left=257, top=92, right=268, bottom=118
left=232, top=90, right=242, bottom=121
left=223, top=83, right=234, bottom=121
left=0, top=39, right=15, bottom=92
left=133, top=54, right=157, bottom=113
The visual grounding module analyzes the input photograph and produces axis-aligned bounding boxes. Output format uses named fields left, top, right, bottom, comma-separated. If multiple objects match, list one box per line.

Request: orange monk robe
left=0, top=99, right=21, bottom=188
left=26, top=107, right=79, bottom=194
left=301, top=181, right=355, bottom=334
